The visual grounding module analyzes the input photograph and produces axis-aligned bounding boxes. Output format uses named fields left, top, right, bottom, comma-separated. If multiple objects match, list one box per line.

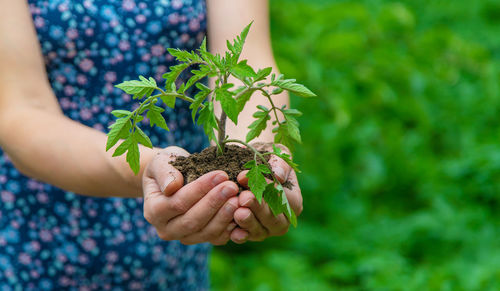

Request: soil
left=171, top=144, right=293, bottom=189
left=171, top=145, right=260, bottom=184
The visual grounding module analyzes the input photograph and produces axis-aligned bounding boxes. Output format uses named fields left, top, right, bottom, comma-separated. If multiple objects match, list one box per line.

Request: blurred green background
left=211, top=0, right=500, bottom=290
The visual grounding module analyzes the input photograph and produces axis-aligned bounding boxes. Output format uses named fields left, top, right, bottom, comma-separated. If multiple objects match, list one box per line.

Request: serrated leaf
left=285, top=115, right=301, bottom=143
left=277, top=184, right=297, bottom=227
left=112, top=137, right=133, bottom=157
left=163, top=63, right=190, bottom=88
left=146, top=104, right=169, bottom=130
left=263, top=183, right=282, bottom=216
left=231, top=60, right=257, bottom=80
left=272, top=145, right=300, bottom=173
left=199, top=37, right=207, bottom=53
left=134, top=125, right=153, bottom=148
left=273, top=80, right=316, bottom=97
left=235, top=87, right=257, bottom=116
left=245, top=160, right=268, bottom=203
left=111, top=110, right=132, bottom=118
left=106, top=116, right=132, bottom=151
left=215, top=87, right=238, bottom=124
left=255, top=67, right=272, bottom=82
left=115, top=77, right=158, bottom=99
left=197, top=101, right=218, bottom=143
left=274, top=124, right=295, bottom=151
left=246, top=107, right=271, bottom=142
left=190, top=88, right=210, bottom=122
left=126, top=141, right=140, bottom=175
left=159, top=94, right=176, bottom=108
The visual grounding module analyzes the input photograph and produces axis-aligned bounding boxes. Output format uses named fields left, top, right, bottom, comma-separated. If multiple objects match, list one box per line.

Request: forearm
left=0, top=106, right=157, bottom=198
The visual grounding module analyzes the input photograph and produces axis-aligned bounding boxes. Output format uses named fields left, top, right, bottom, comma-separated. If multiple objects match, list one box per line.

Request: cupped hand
left=230, top=143, right=303, bottom=243
left=142, top=146, right=239, bottom=245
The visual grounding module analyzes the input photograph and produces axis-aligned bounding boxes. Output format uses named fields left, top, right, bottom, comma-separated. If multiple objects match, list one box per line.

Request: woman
left=0, top=0, right=302, bottom=289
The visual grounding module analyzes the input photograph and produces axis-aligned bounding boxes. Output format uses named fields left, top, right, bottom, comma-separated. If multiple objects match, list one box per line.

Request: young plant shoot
left=106, top=22, right=315, bottom=227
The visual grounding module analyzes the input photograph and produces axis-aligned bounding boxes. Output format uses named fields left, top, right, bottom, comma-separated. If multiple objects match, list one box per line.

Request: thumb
left=144, top=146, right=188, bottom=196
left=269, top=156, right=291, bottom=183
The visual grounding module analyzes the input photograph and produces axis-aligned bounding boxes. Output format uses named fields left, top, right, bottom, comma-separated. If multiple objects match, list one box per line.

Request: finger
left=166, top=170, right=229, bottom=216
left=210, top=222, right=238, bottom=246
left=181, top=196, right=239, bottom=245
left=234, top=207, right=268, bottom=241
left=230, top=227, right=249, bottom=244
left=144, top=147, right=189, bottom=197
left=237, top=170, right=249, bottom=188
left=239, top=190, right=289, bottom=236
left=269, top=155, right=291, bottom=183
left=166, top=180, right=239, bottom=238
left=283, top=170, right=303, bottom=215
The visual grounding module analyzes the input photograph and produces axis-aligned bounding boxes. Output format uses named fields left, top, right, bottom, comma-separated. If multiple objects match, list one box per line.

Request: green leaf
left=134, top=125, right=153, bottom=148
left=106, top=116, right=132, bottom=151
left=163, top=63, right=190, bottom=88
left=112, top=136, right=133, bottom=157
left=244, top=160, right=268, bottom=203
left=272, top=145, right=300, bottom=173
left=126, top=141, right=140, bottom=175
left=235, top=87, right=257, bottom=116
left=146, top=104, right=169, bottom=130
left=190, top=84, right=211, bottom=122
left=111, top=110, right=132, bottom=118
left=262, top=183, right=283, bottom=216
left=283, top=108, right=303, bottom=117
left=255, top=67, right=273, bottom=82
left=159, top=94, right=176, bottom=108
left=273, top=80, right=316, bottom=97
left=215, top=87, right=238, bottom=124
left=231, top=60, right=257, bottom=80
left=285, top=115, right=301, bottom=143
left=277, top=184, right=297, bottom=227
left=273, top=123, right=295, bottom=151
left=197, top=101, right=218, bottom=143
left=246, top=107, right=271, bottom=142
left=115, top=76, right=158, bottom=100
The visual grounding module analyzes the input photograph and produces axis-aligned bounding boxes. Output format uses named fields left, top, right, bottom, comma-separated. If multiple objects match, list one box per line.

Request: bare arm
left=0, top=1, right=155, bottom=198
left=207, top=0, right=289, bottom=143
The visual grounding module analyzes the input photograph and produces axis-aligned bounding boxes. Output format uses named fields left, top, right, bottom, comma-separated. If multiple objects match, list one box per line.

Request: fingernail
left=213, top=173, right=227, bottom=186
left=239, top=232, right=249, bottom=241
left=224, top=202, right=237, bottom=214
left=161, top=175, right=175, bottom=193
left=242, top=199, right=253, bottom=207
left=221, top=185, right=236, bottom=199
left=243, top=211, right=252, bottom=221
left=274, top=167, right=286, bottom=181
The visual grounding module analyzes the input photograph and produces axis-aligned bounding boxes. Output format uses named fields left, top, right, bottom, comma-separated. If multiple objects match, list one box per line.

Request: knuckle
left=168, top=198, right=188, bottom=214
left=181, top=218, right=202, bottom=234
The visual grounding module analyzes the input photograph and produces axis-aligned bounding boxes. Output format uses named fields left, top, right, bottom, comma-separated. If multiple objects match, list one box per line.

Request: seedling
left=106, top=23, right=315, bottom=226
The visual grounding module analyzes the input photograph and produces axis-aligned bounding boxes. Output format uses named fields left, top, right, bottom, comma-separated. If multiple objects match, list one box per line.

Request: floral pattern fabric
left=0, top=0, right=210, bottom=290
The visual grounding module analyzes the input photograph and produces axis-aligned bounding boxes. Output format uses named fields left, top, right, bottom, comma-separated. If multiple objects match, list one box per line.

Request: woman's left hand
left=230, top=144, right=303, bottom=243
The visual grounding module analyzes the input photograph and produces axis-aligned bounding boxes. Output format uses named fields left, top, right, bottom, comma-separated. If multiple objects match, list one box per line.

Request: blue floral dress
left=0, top=1, right=210, bottom=290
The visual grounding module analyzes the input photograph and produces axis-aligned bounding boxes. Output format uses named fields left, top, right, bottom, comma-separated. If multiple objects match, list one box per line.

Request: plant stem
left=223, top=139, right=280, bottom=184
left=217, top=111, right=227, bottom=155
left=156, top=89, right=201, bottom=107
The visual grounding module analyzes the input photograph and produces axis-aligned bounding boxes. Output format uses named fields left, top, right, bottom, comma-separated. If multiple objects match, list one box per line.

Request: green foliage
left=106, top=23, right=315, bottom=222
left=211, top=0, right=500, bottom=290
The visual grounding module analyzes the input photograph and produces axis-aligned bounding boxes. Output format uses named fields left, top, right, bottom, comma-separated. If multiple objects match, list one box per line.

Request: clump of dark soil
left=171, top=145, right=262, bottom=184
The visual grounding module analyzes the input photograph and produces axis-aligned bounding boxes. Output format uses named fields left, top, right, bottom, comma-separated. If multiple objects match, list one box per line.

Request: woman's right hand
left=142, top=146, right=239, bottom=245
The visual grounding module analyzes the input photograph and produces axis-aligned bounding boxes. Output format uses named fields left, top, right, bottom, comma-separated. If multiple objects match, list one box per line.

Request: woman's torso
left=0, top=1, right=209, bottom=290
